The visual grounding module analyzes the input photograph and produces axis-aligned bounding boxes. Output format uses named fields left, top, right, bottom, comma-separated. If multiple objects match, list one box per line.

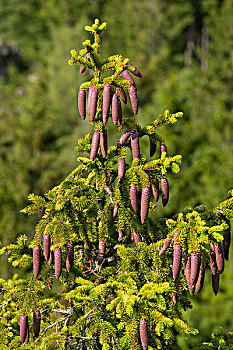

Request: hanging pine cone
left=122, top=70, right=136, bottom=86
left=215, top=243, right=224, bottom=274
left=118, top=157, right=125, bottom=181
left=87, top=84, right=94, bottom=116
left=33, top=310, right=41, bottom=338
left=33, top=245, right=41, bottom=279
left=139, top=318, right=148, bottom=350
left=20, top=314, right=28, bottom=343
left=117, top=97, right=123, bottom=125
left=161, top=178, right=169, bottom=207
left=54, top=247, right=62, bottom=279
left=89, top=87, right=98, bottom=121
left=212, top=272, right=220, bottom=296
left=118, top=228, right=123, bottom=242
left=90, top=130, right=100, bottom=161
left=210, top=244, right=218, bottom=275
left=126, top=61, right=142, bottom=78
left=195, top=264, right=206, bottom=294
left=128, top=85, right=138, bottom=115
left=117, top=131, right=130, bottom=149
left=152, top=178, right=159, bottom=202
left=130, top=184, right=138, bottom=212
left=112, top=92, right=119, bottom=125
left=100, top=130, right=108, bottom=158
left=113, top=203, right=118, bottom=218
left=48, top=238, right=53, bottom=265
left=160, top=144, right=167, bottom=157
left=117, top=86, right=127, bottom=104
left=66, top=241, right=74, bottom=273
left=223, top=227, right=231, bottom=260
left=172, top=293, right=177, bottom=305
left=133, top=232, right=142, bottom=245
left=184, top=256, right=191, bottom=284
left=190, top=252, right=201, bottom=286
left=131, top=131, right=140, bottom=159
left=141, top=185, right=150, bottom=224
left=173, top=243, right=182, bottom=281
left=159, top=237, right=171, bottom=256
left=149, top=138, right=157, bottom=157
left=43, top=234, right=50, bottom=262
left=102, top=82, right=111, bottom=125
left=78, top=89, right=86, bottom=120
left=98, top=239, right=106, bottom=264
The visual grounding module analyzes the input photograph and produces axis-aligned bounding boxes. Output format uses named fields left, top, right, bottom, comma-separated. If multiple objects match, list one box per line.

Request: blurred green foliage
left=0, top=0, right=232, bottom=346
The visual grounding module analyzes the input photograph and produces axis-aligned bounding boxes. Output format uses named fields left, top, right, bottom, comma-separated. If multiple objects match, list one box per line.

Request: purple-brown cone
left=173, top=244, right=182, bottom=281
left=117, top=131, right=130, bottom=149
left=190, top=252, right=201, bottom=286
left=152, top=178, right=159, bottom=202
left=103, top=82, right=111, bottom=125
left=159, top=237, right=171, bottom=256
left=118, top=158, right=125, bottom=181
left=130, top=184, right=138, bottom=212
left=139, top=318, right=148, bottom=350
left=43, top=234, right=50, bottom=262
left=215, top=243, right=224, bottom=274
left=54, top=247, right=62, bottom=279
left=90, top=130, right=100, bottom=161
left=223, top=227, right=231, bottom=260
left=131, top=131, right=140, bottom=159
left=100, top=130, right=108, bottom=158
left=33, top=245, right=41, bottom=279
left=150, top=138, right=157, bottom=157
left=66, top=240, right=74, bottom=273
left=184, top=256, right=191, bottom=284
left=113, top=203, right=118, bottom=218
left=212, top=271, right=220, bottom=295
left=210, top=244, right=218, bottom=275
left=98, top=239, right=106, bottom=264
left=78, top=89, right=86, bottom=120
left=48, top=238, right=53, bottom=265
left=129, top=85, right=138, bottom=115
left=133, top=232, right=142, bottom=245
left=33, top=310, right=41, bottom=338
left=122, top=70, right=136, bottom=86
left=112, top=92, right=120, bottom=125
left=87, top=84, right=94, bottom=116
left=89, top=87, right=98, bottom=121
left=141, top=186, right=150, bottom=224
left=126, top=61, right=142, bottom=78
left=117, top=86, right=127, bottom=104
left=195, top=264, right=206, bottom=294
left=161, top=178, right=169, bottom=207
left=20, top=314, right=28, bottom=343
left=160, top=144, right=167, bottom=157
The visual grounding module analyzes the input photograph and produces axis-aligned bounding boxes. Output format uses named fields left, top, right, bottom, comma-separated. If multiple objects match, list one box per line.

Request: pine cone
left=113, top=203, right=118, bottom=218
left=100, top=130, right=108, bottom=158
left=159, top=237, right=171, bottom=256
left=172, top=293, right=177, bottom=305
left=112, top=92, right=119, bottom=125
left=48, top=238, right=53, bottom=265
left=117, top=97, right=123, bottom=125
left=54, top=247, right=62, bottom=279
left=184, top=256, right=191, bottom=284
left=150, top=138, right=157, bottom=157
left=78, top=89, right=86, bottom=120
left=190, top=252, right=201, bottom=286
left=139, top=318, right=148, bottom=350
left=215, top=243, right=224, bottom=274
left=129, top=85, right=138, bottom=115
left=33, top=245, right=41, bottom=279
left=210, top=244, right=218, bottom=275
left=20, top=314, right=28, bottom=343
left=141, top=186, right=150, bottom=224
left=160, top=144, right=167, bottom=157
left=116, top=131, right=130, bottom=149
left=223, top=227, right=231, bottom=260
left=130, top=184, right=138, bottom=212
left=161, top=178, right=169, bottom=207
left=87, top=84, right=94, bottom=116
left=66, top=241, right=74, bottom=273
left=195, top=264, right=206, bottom=294
left=98, top=239, right=106, bottom=264
left=122, top=70, right=136, bottom=86
left=80, top=53, right=88, bottom=74
left=152, top=178, right=159, bottom=202
left=131, top=131, right=140, bottom=159
left=103, top=82, right=111, bottom=125
left=43, top=234, right=50, bottom=262
left=117, top=86, right=127, bottom=104
left=212, top=271, right=220, bottom=296
left=126, top=61, right=142, bottom=78
left=133, top=232, right=142, bottom=245
left=173, top=243, right=182, bottom=281
left=118, top=157, right=125, bottom=181
left=33, top=310, right=41, bottom=338
left=90, top=130, right=100, bottom=161
left=89, top=87, right=98, bottom=121
left=25, top=321, right=29, bottom=344
left=118, top=228, right=123, bottom=242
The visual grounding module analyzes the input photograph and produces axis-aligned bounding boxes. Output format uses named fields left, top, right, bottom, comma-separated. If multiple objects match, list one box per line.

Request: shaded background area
left=0, top=0, right=232, bottom=347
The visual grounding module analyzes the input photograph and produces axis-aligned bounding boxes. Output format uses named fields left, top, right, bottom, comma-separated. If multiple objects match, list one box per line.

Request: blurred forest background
left=0, top=0, right=232, bottom=348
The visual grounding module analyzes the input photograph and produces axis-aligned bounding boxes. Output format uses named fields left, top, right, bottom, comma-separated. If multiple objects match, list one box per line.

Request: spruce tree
left=0, top=19, right=233, bottom=350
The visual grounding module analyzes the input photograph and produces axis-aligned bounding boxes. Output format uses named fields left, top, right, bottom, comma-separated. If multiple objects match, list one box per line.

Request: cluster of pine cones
left=33, top=237, right=74, bottom=280
left=159, top=227, right=231, bottom=296
left=20, top=311, right=40, bottom=344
